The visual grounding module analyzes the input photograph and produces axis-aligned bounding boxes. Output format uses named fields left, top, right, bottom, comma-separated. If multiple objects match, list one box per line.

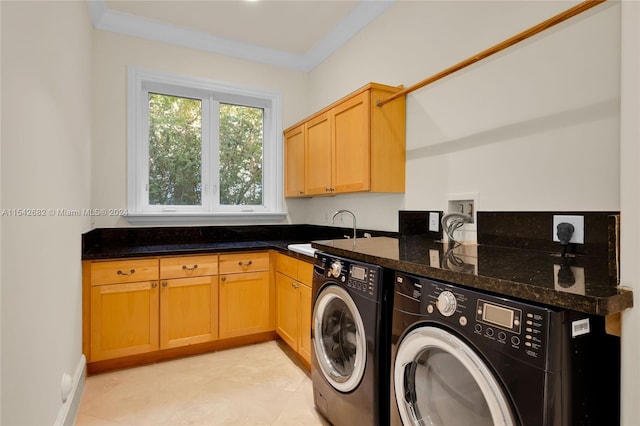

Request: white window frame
left=127, top=67, right=285, bottom=223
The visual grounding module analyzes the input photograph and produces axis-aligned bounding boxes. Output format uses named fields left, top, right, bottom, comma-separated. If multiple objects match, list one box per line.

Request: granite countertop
left=80, top=224, right=362, bottom=262
left=312, top=235, right=633, bottom=316
left=82, top=239, right=316, bottom=262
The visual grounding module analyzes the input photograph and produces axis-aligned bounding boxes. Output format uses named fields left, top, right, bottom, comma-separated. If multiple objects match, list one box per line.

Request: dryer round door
left=394, top=326, right=516, bottom=426
left=313, top=284, right=367, bottom=393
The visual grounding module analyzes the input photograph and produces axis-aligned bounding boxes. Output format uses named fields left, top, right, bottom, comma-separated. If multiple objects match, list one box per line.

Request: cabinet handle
left=325, top=187, right=331, bottom=192
left=162, top=281, right=168, bottom=287
left=221, top=276, right=227, bottom=282
left=117, top=269, right=135, bottom=276
left=238, top=260, right=253, bottom=267
left=299, top=191, right=304, bottom=195
left=182, top=264, right=198, bottom=271
left=292, top=282, right=299, bottom=289
left=152, top=282, right=158, bottom=288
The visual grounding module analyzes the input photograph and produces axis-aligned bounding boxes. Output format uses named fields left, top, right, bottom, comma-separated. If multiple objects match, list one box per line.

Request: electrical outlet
left=552, top=215, right=584, bottom=244
left=428, top=212, right=440, bottom=232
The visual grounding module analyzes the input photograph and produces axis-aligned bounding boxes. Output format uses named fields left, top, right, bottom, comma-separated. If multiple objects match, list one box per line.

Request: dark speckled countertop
left=312, top=235, right=633, bottom=316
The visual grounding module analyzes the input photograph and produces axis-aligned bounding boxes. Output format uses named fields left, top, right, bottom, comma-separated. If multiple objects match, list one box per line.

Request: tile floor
left=75, top=341, right=329, bottom=426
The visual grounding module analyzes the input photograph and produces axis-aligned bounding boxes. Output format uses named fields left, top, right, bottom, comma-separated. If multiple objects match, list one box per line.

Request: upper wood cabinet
left=284, top=83, right=406, bottom=198
left=284, top=124, right=305, bottom=198
left=305, top=112, right=332, bottom=195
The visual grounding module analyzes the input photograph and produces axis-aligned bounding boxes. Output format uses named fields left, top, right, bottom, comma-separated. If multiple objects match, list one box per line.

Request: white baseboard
left=54, top=354, right=87, bottom=426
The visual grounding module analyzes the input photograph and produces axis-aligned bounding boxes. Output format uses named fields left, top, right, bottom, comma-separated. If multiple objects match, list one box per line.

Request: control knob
left=436, top=290, right=457, bottom=317
left=329, top=261, right=342, bottom=278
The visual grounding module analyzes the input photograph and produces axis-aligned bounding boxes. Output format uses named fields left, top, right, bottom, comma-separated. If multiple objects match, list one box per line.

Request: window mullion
left=141, top=89, right=151, bottom=212
left=210, top=96, right=221, bottom=210
left=201, top=96, right=212, bottom=213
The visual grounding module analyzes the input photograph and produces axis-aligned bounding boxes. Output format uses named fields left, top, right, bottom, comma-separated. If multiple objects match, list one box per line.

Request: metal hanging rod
left=377, top=0, right=607, bottom=107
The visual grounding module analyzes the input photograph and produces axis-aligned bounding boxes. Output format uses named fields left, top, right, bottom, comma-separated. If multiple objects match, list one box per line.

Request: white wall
left=0, top=2, right=93, bottom=424
left=293, top=1, right=620, bottom=233
left=620, top=1, right=640, bottom=424
left=91, top=31, right=310, bottom=228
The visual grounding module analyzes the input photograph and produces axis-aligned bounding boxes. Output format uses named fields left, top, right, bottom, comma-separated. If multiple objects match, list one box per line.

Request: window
left=127, top=67, right=284, bottom=222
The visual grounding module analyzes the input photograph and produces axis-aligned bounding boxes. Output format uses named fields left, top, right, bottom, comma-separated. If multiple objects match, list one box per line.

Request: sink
left=287, top=243, right=316, bottom=258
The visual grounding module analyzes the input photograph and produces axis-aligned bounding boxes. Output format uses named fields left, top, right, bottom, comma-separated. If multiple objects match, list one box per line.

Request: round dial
left=436, top=290, right=457, bottom=317
left=329, top=261, right=342, bottom=278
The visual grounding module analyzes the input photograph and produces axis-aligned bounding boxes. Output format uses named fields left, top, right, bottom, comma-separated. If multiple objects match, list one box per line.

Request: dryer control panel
left=395, top=271, right=553, bottom=369
left=315, top=253, right=381, bottom=300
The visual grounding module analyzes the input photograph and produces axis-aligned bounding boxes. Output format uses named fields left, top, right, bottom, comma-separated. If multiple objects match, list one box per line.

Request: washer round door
left=394, top=326, right=516, bottom=426
left=313, top=284, right=367, bottom=393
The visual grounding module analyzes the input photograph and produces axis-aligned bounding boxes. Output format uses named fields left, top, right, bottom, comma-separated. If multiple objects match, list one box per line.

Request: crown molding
left=87, top=0, right=393, bottom=72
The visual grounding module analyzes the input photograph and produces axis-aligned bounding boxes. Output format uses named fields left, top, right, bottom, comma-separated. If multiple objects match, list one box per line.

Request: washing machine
left=311, top=252, right=392, bottom=426
left=390, top=271, right=620, bottom=426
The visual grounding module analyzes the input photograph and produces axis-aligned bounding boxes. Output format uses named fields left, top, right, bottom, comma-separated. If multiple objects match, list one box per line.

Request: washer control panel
left=395, top=271, right=552, bottom=367
left=315, top=253, right=380, bottom=299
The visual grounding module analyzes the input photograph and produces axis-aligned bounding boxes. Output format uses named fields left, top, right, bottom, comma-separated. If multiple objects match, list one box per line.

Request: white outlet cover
left=552, top=215, right=584, bottom=244
left=429, top=212, right=439, bottom=232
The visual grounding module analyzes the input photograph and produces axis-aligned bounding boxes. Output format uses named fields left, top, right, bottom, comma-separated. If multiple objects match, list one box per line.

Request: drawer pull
left=182, top=264, right=198, bottom=271
left=292, top=282, right=299, bottom=289
left=117, top=269, right=135, bottom=276
left=162, top=281, right=168, bottom=287
left=238, top=260, right=253, bottom=267
left=152, top=282, right=158, bottom=288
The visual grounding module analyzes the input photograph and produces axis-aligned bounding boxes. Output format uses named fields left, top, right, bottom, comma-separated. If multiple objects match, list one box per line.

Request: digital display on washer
left=351, top=265, right=366, bottom=281
left=482, top=302, right=514, bottom=329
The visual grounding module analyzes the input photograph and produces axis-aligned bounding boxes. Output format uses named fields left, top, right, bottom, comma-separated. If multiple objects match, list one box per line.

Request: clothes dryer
left=311, top=252, right=392, bottom=426
left=390, top=271, right=620, bottom=426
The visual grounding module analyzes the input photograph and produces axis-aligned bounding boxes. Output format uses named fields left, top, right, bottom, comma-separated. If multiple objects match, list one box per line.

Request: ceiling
left=88, top=0, right=395, bottom=71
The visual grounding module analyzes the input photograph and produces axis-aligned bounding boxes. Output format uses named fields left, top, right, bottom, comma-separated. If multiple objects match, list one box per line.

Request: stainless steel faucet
left=331, top=209, right=357, bottom=240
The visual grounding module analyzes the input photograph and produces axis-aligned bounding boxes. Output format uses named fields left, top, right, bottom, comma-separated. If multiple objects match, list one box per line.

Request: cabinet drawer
left=275, top=252, right=297, bottom=279
left=297, top=260, right=314, bottom=286
left=219, top=252, right=270, bottom=274
left=90, top=259, right=159, bottom=285
left=160, top=255, right=218, bottom=279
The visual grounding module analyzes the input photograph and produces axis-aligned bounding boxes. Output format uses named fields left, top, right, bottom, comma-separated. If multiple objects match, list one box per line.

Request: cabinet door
left=90, top=281, right=159, bottom=362
left=276, top=272, right=299, bottom=350
left=297, top=260, right=313, bottom=286
left=160, top=276, right=218, bottom=349
left=298, top=282, right=312, bottom=364
left=219, top=271, right=270, bottom=338
left=305, top=112, right=333, bottom=195
left=333, top=91, right=370, bottom=193
left=284, top=125, right=306, bottom=198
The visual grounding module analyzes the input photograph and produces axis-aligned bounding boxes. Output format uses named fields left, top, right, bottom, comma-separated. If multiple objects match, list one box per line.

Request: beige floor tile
left=76, top=341, right=325, bottom=426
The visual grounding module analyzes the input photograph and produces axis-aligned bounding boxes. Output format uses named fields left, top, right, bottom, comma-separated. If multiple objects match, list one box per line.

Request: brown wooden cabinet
left=305, top=112, right=332, bottom=196
left=83, top=250, right=281, bottom=371
left=219, top=252, right=272, bottom=339
left=159, top=255, right=219, bottom=349
left=284, top=82, right=406, bottom=198
left=275, top=253, right=313, bottom=365
left=88, top=258, right=160, bottom=362
left=284, top=124, right=306, bottom=197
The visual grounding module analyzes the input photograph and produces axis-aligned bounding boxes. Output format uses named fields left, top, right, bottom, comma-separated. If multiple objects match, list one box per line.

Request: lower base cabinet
left=298, top=283, right=312, bottom=362
left=219, top=271, right=271, bottom=338
left=84, top=250, right=278, bottom=370
left=160, top=276, right=218, bottom=349
left=90, top=280, right=159, bottom=362
left=275, top=253, right=313, bottom=365
left=218, top=252, right=273, bottom=339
